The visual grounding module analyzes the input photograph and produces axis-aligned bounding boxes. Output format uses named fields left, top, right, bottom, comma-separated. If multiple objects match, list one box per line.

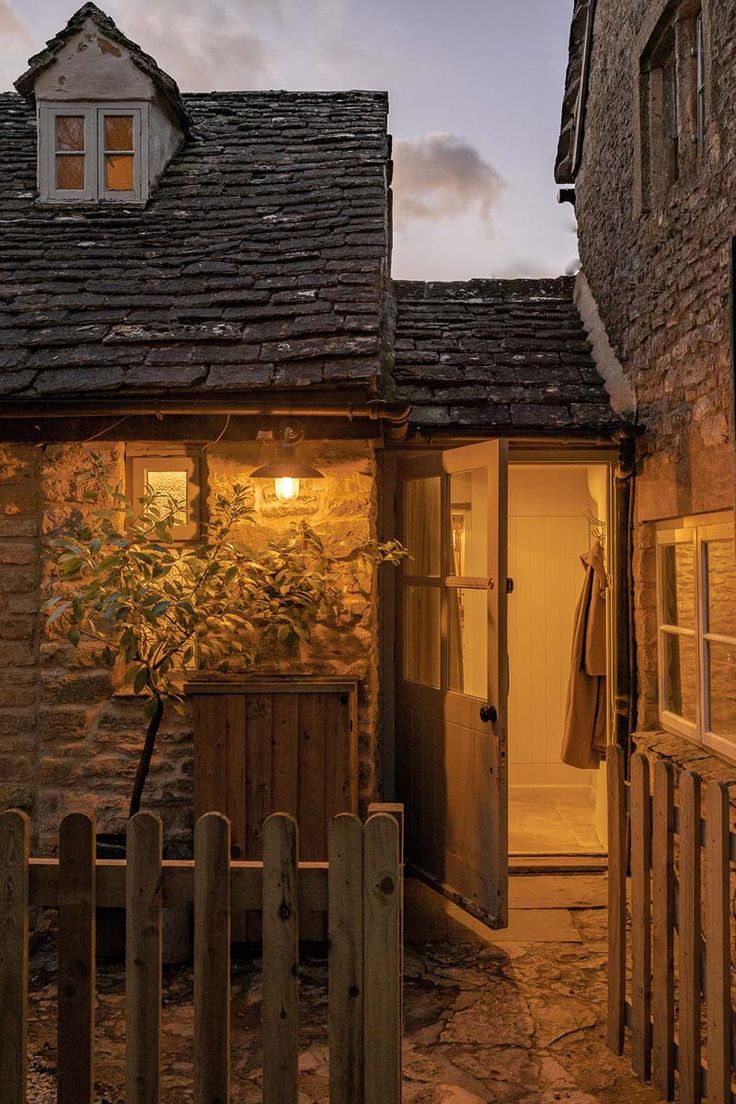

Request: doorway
left=507, top=462, right=610, bottom=856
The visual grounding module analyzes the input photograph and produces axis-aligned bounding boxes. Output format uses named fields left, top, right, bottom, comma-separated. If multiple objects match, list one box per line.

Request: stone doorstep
left=404, top=877, right=608, bottom=947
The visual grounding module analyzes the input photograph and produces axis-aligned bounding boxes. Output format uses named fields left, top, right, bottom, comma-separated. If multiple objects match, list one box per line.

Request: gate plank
left=58, top=813, right=95, bottom=1104
left=328, top=815, right=364, bottom=1104
left=630, top=753, right=652, bottom=1082
left=606, top=744, right=626, bottom=1055
left=263, top=813, right=299, bottom=1104
left=125, top=813, right=163, bottom=1104
left=705, top=780, right=730, bottom=1104
left=0, top=809, right=29, bottom=1104
left=679, top=771, right=702, bottom=1104
left=363, top=813, right=401, bottom=1104
left=194, top=813, right=230, bottom=1104
left=652, top=758, right=676, bottom=1101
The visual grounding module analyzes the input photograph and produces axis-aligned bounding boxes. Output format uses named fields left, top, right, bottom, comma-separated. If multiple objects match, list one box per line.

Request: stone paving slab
left=25, top=876, right=658, bottom=1103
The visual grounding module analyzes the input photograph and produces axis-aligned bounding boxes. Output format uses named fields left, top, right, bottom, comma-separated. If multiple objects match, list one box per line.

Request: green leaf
left=133, top=667, right=148, bottom=695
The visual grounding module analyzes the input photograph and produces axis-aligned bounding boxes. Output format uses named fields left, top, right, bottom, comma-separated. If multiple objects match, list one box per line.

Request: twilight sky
left=0, top=0, right=578, bottom=280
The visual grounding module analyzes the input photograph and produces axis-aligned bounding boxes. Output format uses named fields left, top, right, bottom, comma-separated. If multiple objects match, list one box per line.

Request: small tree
left=45, top=456, right=404, bottom=819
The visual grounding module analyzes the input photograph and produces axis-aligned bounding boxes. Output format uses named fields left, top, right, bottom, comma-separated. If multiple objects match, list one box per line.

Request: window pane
left=449, top=468, right=487, bottom=576
left=105, top=115, right=133, bottom=151
left=404, top=477, right=440, bottom=576
left=105, top=154, right=134, bottom=192
left=146, top=469, right=188, bottom=527
left=662, top=632, right=697, bottom=722
left=55, top=115, right=84, bottom=151
left=707, top=641, right=736, bottom=740
left=660, top=542, right=695, bottom=627
left=448, top=587, right=487, bottom=699
left=706, top=539, right=736, bottom=638
left=404, top=585, right=440, bottom=688
left=56, top=155, right=85, bottom=191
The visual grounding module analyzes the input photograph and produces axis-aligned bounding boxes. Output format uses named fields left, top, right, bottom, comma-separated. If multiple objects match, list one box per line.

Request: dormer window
left=40, top=102, right=147, bottom=204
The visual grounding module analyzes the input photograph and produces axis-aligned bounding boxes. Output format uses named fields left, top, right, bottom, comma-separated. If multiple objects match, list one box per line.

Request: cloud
left=0, top=0, right=32, bottom=89
left=0, top=0, right=28, bottom=41
left=105, top=0, right=275, bottom=90
left=392, top=132, right=505, bottom=230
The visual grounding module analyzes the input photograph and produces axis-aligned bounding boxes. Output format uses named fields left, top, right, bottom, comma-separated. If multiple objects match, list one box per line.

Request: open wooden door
left=397, top=440, right=509, bottom=927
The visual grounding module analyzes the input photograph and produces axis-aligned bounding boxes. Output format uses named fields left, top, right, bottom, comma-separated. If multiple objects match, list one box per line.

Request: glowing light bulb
left=275, top=476, right=300, bottom=503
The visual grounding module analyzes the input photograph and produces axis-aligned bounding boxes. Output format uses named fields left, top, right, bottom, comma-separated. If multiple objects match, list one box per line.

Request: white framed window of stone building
left=39, top=102, right=148, bottom=204
left=126, top=446, right=202, bottom=542
left=656, top=513, right=736, bottom=761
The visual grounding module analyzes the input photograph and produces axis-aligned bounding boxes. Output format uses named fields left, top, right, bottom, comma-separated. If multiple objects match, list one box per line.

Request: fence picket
left=263, top=813, right=299, bottom=1104
left=606, top=745, right=626, bottom=1055
left=0, top=809, right=29, bottom=1104
left=125, top=813, right=163, bottom=1104
left=679, top=771, right=702, bottom=1104
left=58, top=813, right=95, bottom=1104
left=652, top=758, right=675, bottom=1101
left=328, top=814, right=364, bottom=1104
left=705, top=780, right=731, bottom=1104
left=194, top=813, right=231, bottom=1104
left=630, top=753, right=651, bottom=1082
left=363, top=813, right=401, bottom=1104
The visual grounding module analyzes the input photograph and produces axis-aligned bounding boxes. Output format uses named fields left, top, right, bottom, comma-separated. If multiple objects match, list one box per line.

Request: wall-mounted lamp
left=251, top=424, right=323, bottom=503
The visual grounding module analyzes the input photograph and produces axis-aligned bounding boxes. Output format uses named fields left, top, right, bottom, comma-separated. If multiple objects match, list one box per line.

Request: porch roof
left=392, top=277, right=624, bottom=437
left=0, top=88, right=390, bottom=405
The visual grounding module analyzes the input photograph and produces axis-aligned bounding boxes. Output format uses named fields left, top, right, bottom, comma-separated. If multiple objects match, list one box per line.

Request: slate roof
left=555, top=0, right=596, bottom=184
left=393, top=278, right=622, bottom=435
left=0, top=88, right=390, bottom=403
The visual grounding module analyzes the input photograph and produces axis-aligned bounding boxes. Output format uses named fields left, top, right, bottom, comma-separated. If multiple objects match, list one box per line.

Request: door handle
left=480, top=704, right=498, bottom=724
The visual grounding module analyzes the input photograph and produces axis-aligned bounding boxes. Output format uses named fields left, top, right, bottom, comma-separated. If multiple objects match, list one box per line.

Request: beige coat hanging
left=561, top=541, right=608, bottom=770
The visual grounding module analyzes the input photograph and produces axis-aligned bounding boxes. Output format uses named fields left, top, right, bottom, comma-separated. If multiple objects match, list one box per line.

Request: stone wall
left=573, top=0, right=736, bottom=717
left=0, top=437, right=381, bottom=853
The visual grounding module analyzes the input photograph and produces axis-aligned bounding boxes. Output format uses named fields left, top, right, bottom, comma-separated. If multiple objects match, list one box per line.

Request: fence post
left=606, top=744, right=626, bottom=1055
left=652, top=758, right=675, bottom=1100
left=263, top=813, right=299, bottom=1104
left=679, top=771, right=702, bottom=1104
left=194, top=812, right=231, bottom=1104
left=58, top=813, right=96, bottom=1104
left=363, top=812, right=401, bottom=1104
left=126, top=812, right=163, bottom=1104
left=328, top=814, right=364, bottom=1104
left=630, top=753, right=651, bottom=1081
left=0, top=809, right=29, bottom=1104
left=705, top=780, right=731, bottom=1104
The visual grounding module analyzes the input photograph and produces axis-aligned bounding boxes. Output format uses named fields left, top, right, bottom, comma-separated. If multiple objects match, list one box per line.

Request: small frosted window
left=146, top=469, right=188, bottom=527
left=104, top=114, right=134, bottom=192
left=55, top=115, right=85, bottom=191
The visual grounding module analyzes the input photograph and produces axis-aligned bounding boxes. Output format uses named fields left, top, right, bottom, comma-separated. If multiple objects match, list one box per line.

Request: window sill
left=633, top=729, right=736, bottom=786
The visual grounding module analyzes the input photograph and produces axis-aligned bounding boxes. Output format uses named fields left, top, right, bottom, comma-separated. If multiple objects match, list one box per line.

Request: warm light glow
left=275, top=476, right=300, bottom=503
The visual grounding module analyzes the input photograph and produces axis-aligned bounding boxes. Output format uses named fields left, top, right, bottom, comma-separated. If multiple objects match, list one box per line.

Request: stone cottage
left=1, top=3, right=629, bottom=930
left=556, top=0, right=736, bottom=775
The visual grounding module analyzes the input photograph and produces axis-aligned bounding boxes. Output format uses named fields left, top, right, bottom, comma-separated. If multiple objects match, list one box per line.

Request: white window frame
left=656, top=511, right=736, bottom=761
left=127, top=447, right=202, bottom=543
left=39, top=102, right=148, bottom=204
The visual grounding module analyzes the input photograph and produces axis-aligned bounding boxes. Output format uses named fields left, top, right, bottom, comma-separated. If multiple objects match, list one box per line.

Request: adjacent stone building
left=557, top=0, right=736, bottom=767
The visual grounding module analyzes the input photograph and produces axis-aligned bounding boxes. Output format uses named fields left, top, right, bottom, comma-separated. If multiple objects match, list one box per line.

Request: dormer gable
left=14, top=3, right=191, bottom=205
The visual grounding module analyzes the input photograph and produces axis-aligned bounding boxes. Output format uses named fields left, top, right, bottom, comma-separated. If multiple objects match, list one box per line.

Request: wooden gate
left=0, top=808, right=402, bottom=1104
left=606, top=744, right=734, bottom=1103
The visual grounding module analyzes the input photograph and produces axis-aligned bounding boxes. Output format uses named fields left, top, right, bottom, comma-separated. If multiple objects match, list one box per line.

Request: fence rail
left=607, top=744, right=735, bottom=1104
left=0, top=807, right=403, bottom=1104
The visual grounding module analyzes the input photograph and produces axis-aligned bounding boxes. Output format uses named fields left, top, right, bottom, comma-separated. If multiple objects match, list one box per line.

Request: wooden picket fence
left=607, top=744, right=735, bottom=1103
left=0, top=807, right=402, bottom=1104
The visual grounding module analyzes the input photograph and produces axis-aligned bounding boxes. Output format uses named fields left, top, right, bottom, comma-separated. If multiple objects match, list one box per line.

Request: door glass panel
left=660, top=542, right=695, bottom=627
left=448, top=587, right=488, bottom=699
left=707, top=640, right=736, bottom=739
left=705, top=539, right=736, bottom=637
left=662, top=631, right=697, bottom=721
left=404, top=585, right=440, bottom=688
left=449, top=468, right=487, bottom=576
left=405, top=477, right=441, bottom=576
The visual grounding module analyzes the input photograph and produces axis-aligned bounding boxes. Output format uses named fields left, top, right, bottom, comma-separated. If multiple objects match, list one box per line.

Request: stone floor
left=26, top=875, right=659, bottom=1104
left=508, top=786, right=605, bottom=855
